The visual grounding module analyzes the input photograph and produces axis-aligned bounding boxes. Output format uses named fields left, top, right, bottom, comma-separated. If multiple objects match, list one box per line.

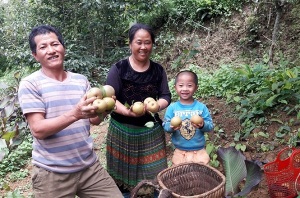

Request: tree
left=268, top=0, right=297, bottom=67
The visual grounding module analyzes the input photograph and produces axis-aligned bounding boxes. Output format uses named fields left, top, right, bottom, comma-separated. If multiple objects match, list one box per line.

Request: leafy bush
left=0, top=135, right=32, bottom=178
left=0, top=70, right=31, bottom=181
left=3, top=189, right=26, bottom=198
left=161, top=0, right=247, bottom=29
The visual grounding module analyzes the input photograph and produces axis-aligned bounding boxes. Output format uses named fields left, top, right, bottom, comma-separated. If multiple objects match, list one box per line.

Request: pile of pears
left=88, top=85, right=160, bottom=116
left=132, top=97, right=160, bottom=115
left=87, top=85, right=116, bottom=113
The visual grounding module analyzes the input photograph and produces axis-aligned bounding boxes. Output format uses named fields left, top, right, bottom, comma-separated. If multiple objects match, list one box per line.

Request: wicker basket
left=157, top=162, right=225, bottom=198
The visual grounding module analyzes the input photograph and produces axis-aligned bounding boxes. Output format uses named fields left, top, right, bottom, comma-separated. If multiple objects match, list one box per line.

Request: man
left=18, top=25, right=122, bottom=198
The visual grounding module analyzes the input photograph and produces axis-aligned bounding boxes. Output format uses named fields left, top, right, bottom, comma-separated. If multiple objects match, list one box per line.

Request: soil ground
left=1, top=96, right=293, bottom=198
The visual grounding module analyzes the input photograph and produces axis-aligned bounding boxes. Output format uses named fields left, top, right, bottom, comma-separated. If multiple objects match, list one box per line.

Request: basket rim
left=157, top=162, right=226, bottom=197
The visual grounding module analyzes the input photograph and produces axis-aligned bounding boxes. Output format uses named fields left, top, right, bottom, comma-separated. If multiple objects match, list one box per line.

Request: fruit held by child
left=170, top=116, right=182, bottom=127
left=190, top=114, right=204, bottom=125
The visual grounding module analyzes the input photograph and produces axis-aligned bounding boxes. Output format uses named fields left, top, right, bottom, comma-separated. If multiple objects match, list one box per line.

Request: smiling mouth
left=181, top=93, right=189, bottom=96
left=139, top=51, right=147, bottom=55
left=48, top=55, right=59, bottom=60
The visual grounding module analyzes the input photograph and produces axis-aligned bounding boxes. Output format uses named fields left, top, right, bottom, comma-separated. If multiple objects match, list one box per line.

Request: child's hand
left=170, top=116, right=182, bottom=131
left=190, top=115, right=204, bottom=129
left=191, top=122, right=204, bottom=129
left=171, top=125, right=181, bottom=131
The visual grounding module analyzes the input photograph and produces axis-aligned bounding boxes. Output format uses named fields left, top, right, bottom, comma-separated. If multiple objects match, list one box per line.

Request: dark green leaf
left=217, top=147, right=247, bottom=196
left=265, top=94, right=278, bottom=107
left=235, top=160, right=262, bottom=197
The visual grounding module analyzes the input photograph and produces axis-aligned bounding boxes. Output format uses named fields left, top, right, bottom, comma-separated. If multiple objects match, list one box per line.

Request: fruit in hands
left=88, top=85, right=116, bottom=113
left=102, top=85, right=115, bottom=97
left=93, top=99, right=107, bottom=113
left=102, top=97, right=115, bottom=111
left=87, top=87, right=103, bottom=99
left=146, top=100, right=160, bottom=113
left=170, top=116, right=182, bottom=127
left=190, top=115, right=204, bottom=125
left=132, top=101, right=145, bottom=115
left=144, top=97, right=155, bottom=105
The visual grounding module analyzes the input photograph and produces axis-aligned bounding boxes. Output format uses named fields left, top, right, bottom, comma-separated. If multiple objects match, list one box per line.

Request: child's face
left=175, top=73, right=198, bottom=103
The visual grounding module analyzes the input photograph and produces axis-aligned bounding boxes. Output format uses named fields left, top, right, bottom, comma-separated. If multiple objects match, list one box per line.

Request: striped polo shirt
left=18, top=70, right=97, bottom=173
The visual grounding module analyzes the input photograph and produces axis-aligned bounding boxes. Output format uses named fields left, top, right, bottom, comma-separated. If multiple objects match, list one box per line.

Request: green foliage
left=179, top=59, right=300, bottom=145
left=162, top=0, right=247, bottom=29
left=0, top=0, right=252, bottom=85
left=0, top=70, right=32, bottom=195
left=0, top=71, right=30, bottom=161
left=154, top=31, right=176, bottom=63
left=0, top=137, right=32, bottom=196
left=0, top=0, right=34, bottom=72
left=217, top=146, right=262, bottom=197
left=3, top=189, right=26, bottom=198
left=170, top=59, right=300, bottom=133
left=8, top=169, right=29, bottom=182
left=206, top=134, right=221, bottom=167
left=64, top=44, right=102, bottom=85
left=195, top=62, right=300, bottom=110
left=0, top=135, right=32, bottom=178
left=167, top=0, right=214, bottom=22
left=0, top=55, right=8, bottom=76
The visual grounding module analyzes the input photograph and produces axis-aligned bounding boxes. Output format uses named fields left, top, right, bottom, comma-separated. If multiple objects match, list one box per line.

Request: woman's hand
left=129, top=102, right=146, bottom=117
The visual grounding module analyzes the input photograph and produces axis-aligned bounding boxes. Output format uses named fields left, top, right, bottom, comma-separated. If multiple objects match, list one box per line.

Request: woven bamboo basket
left=157, top=162, right=226, bottom=198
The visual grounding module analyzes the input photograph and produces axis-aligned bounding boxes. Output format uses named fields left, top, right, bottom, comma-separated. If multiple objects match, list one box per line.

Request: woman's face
left=129, top=29, right=153, bottom=62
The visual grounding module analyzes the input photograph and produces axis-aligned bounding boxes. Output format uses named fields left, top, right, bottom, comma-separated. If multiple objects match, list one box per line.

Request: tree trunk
left=268, top=0, right=283, bottom=67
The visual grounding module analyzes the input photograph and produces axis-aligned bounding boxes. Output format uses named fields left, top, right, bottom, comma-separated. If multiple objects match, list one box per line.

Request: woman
left=105, top=23, right=171, bottom=195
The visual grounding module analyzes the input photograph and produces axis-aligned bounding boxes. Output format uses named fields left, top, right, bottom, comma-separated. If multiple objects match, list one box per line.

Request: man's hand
left=73, top=94, right=99, bottom=120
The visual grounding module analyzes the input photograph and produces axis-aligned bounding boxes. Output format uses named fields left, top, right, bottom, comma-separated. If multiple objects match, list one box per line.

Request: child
left=163, top=70, right=214, bottom=165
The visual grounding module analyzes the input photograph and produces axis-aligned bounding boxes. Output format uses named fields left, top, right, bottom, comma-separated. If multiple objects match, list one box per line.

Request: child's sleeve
left=201, top=105, right=214, bottom=132
left=162, top=104, right=174, bottom=133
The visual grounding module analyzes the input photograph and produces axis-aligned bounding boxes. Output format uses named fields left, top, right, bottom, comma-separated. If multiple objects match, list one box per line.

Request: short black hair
left=175, top=70, right=198, bottom=85
left=128, top=23, right=155, bottom=44
left=29, top=25, right=65, bottom=54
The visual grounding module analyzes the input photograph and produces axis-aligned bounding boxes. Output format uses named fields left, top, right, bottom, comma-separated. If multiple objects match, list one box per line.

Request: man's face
left=32, top=32, right=65, bottom=69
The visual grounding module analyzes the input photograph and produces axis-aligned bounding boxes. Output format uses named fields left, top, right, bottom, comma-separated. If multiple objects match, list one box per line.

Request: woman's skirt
left=106, top=118, right=167, bottom=190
